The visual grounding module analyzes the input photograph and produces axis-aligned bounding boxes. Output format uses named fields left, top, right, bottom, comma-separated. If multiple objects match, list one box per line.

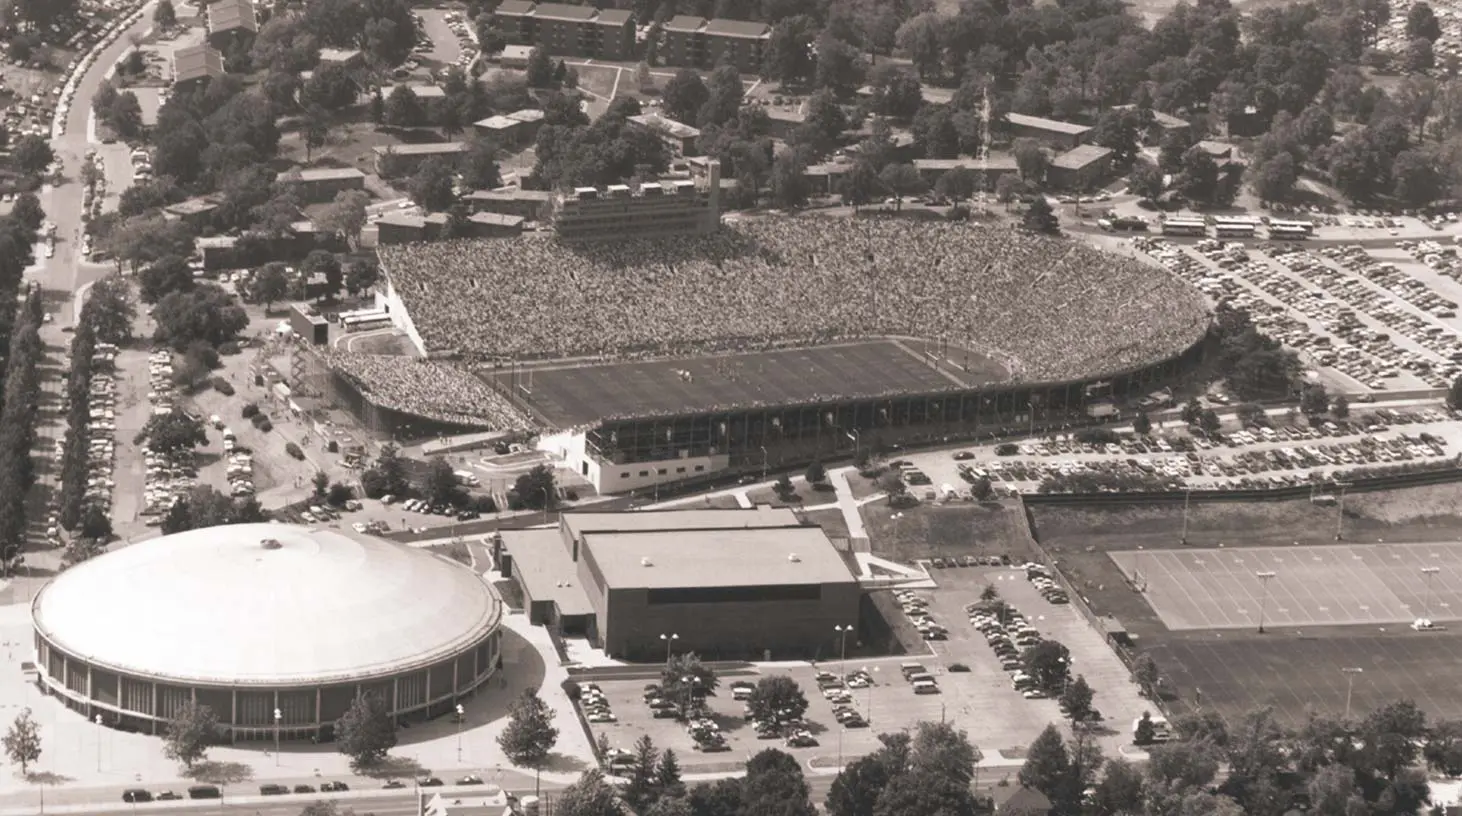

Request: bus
left=1269, top=223, right=1311, bottom=240
left=342, top=310, right=391, bottom=331
left=1214, top=223, right=1256, bottom=239
left=1160, top=218, right=1206, bottom=236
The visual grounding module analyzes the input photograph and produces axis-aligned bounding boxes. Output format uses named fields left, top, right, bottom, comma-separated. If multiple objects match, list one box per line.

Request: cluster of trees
left=56, top=277, right=135, bottom=561
left=0, top=206, right=42, bottom=575
left=532, top=94, right=669, bottom=189
left=825, top=722, right=986, bottom=816
left=1019, top=698, right=1447, bottom=816
left=554, top=747, right=822, bottom=816
left=92, top=80, right=144, bottom=141
left=1212, top=304, right=1304, bottom=401
left=161, top=484, right=269, bottom=535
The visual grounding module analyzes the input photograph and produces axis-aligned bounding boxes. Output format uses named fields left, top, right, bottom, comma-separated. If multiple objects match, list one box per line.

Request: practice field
left=1150, top=634, right=1462, bottom=727
left=1109, top=543, right=1462, bottom=631
left=488, top=340, right=1009, bottom=428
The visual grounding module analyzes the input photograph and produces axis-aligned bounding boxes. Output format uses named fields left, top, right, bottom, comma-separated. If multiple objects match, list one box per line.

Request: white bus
left=1214, top=223, right=1256, bottom=239
left=342, top=310, right=391, bottom=331
left=1269, top=219, right=1314, bottom=239
left=1161, top=218, right=1206, bottom=236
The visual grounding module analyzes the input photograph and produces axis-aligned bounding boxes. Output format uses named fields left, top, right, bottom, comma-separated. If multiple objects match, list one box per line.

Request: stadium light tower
left=1421, top=566, right=1441, bottom=620
left=1256, top=571, right=1277, bottom=633
left=1341, top=667, right=1363, bottom=720
left=660, top=633, right=679, bottom=665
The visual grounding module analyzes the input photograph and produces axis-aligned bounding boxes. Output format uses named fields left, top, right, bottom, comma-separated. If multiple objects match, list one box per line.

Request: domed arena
left=31, top=524, right=504, bottom=740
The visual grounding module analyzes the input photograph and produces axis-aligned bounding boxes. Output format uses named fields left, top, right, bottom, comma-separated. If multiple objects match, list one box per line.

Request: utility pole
left=1256, top=571, right=1277, bottom=633
left=1341, top=667, right=1363, bottom=720
left=1180, top=487, right=1192, bottom=545
left=1421, top=566, right=1441, bottom=621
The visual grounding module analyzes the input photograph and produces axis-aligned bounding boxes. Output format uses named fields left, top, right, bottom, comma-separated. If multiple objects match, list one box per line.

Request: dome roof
left=33, top=524, right=501, bottom=685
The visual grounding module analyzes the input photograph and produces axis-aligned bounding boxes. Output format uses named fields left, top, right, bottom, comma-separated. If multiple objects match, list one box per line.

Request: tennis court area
left=1108, top=543, right=1462, bottom=631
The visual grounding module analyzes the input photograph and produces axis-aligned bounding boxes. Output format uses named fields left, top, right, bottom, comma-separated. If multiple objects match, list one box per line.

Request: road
left=0, top=774, right=849, bottom=816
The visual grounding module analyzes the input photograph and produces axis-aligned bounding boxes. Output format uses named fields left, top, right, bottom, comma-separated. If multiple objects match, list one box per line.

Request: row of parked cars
left=141, top=351, right=196, bottom=521
left=51, top=2, right=150, bottom=139
left=966, top=602, right=1054, bottom=699
left=815, top=669, right=871, bottom=731
left=49, top=337, right=120, bottom=546
left=1025, top=564, right=1069, bottom=604
left=577, top=682, right=617, bottom=724
left=893, top=589, right=948, bottom=641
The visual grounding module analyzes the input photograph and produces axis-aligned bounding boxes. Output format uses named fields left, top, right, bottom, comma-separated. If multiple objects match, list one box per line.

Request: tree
left=306, top=64, right=358, bottom=113
left=1134, top=711, right=1158, bottom=745
left=868, top=66, right=923, bottom=120
left=661, top=653, right=718, bottom=713
left=79, top=505, right=112, bottom=541
left=498, top=689, right=558, bottom=793
left=1449, top=374, right=1462, bottom=411
left=153, top=0, right=177, bottom=28
left=1251, top=152, right=1297, bottom=202
left=1392, top=149, right=1442, bottom=206
left=804, top=460, right=826, bottom=485
left=556, top=770, right=621, bottom=816
left=423, top=458, right=465, bottom=507
left=303, top=106, right=330, bottom=162
left=878, top=163, right=926, bottom=209
left=2, top=708, right=41, bottom=776
left=302, top=250, right=343, bottom=299
left=513, top=464, right=558, bottom=510
left=335, top=692, right=396, bottom=768
left=152, top=285, right=249, bottom=349
left=1405, top=38, right=1435, bottom=74
left=1060, top=675, right=1095, bottom=723
left=826, top=754, right=895, bottom=816
left=911, top=721, right=980, bottom=786
left=624, top=735, right=662, bottom=813
left=1147, top=740, right=1221, bottom=789
left=345, top=259, right=379, bottom=296
left=384, top=84, right=423, bottom=127
left=1132, top=412, right=1152, bottom=435
left=699, top=64, right=744, bottom=129
left=872, top=771, right=981, bottom=816
left=250, top=262, right=291, bottom=312
left=526, top=47, right=555, bottom=88
left=84, top=277, right=135, bottom=346
left=407, top=158, right=456, bottom=212
left=139, top=256, right=194, bottom=304
left=1129, top=163, right=1165, bottom=202
left=12, top=135, right=54, bottom=177
left=840, top=160, right=881, bottom=211
left=9, top=193, right=43, bottom=239
left=1177, top=146, right=1220, bottom=204
left=461, top=138, right=503, bottom=190
left=655, top=749, right=684, bottom=800
left=1198, top=409, right=1222, bottom=435
left=164, top=701, right=217, bottom=769
left=1019, top=726, right=1072, bottom=802
left=663, top=70, right=710, bottom=127
left=319, top=189, right=370, bottom=244
left=743, top=749, right=815, bottom=816
left=1022, top=197, right=1060, bottom=235
left=935, top=167, right=976, bottom=202
left=768, top=152, right=809, bottom=209
left=1330, top=394, right=1350, bottom=419
left=1021, top=641, right=1071, bottom=691
left=1091, top=758, right=1145, bottom=816
left=140, top=408, right=207, bottom=455
left=1407, top=2, right=1442, bottom=42
left=747, top=675, right=809, bottom=724
left=1301, top=382, right=1330, bottom=415
left=896, top=12, right=943, bottom=79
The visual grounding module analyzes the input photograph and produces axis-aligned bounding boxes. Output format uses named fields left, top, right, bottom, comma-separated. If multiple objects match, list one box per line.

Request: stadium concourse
left=320, top=217, right=1212, bottom=493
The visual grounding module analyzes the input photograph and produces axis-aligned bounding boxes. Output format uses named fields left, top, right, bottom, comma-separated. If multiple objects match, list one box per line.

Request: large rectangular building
left=1005, top=113, right=1091, bottom=151
left=490, top=1, right=635, bottom=60
left=660, top=16, right=771, bottom=73
left=499, top=508, right=861, bottom=660
left=205, top=0, right=257, bottom=50
left=552, top=161, right=720, bottom=242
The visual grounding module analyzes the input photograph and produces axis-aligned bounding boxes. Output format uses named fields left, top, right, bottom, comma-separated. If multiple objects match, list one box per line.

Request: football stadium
left=31, top=525, right=504, bottom=740
left=325, top=217, right=1212, bottom=492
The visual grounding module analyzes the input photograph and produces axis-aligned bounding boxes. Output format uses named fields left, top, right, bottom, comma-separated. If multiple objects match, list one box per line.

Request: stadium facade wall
left=381, top=277, right=428, bottom=356
left=553, top=337, right=1208, bottom=494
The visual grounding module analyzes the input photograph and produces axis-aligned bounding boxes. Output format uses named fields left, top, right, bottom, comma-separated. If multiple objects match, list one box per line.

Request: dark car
left=187, top=785, right=222, bottom=800
left=321, top=782, right=350, bottom=792
left=383, top=780, right=407, bottom=789
left=260, top=784, right=289, bottom=796
left=122, top=789, right=153, bottom=803
left=456, top=510, right=479, bottom=521
left=156, top=791, right=182, bottom=801
left=419, top=777, right=445, bottom=787
left=953, top=451, right=974, bottom=460
left=294, top=785, right=317, bottom=794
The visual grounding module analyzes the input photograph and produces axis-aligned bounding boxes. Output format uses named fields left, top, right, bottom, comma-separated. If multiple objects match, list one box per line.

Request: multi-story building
left=491, top=1, right=634, bottom=60
left=660, top=16, right=771, bottom=73
left=372, top=143, right=468, bottom=177
left=1047, top=145, right=1114, bottom=190
left=278, top=167, right=366, bottom=204
left=1005, top=113, right=1091, bottom=151
left=626, top=113, right=700, bottom=157
left=552, top=161, right=720, bottom=242
left=465, top=189, right=556, bottom=222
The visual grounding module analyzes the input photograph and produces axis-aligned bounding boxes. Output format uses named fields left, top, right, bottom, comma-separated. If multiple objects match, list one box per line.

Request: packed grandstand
left=313, top=349, right=535, bottom=429
left=377, top=219, right=1212, bottom=382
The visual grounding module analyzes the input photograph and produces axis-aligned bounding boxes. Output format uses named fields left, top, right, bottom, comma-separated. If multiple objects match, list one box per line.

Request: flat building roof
left=1006, top=113, right=1092, bottom=137
left=564, top=507, right=800, bottom=539
left=503, top=529, right=596, bottom=616
left=583, top=526, right=855, bottom=590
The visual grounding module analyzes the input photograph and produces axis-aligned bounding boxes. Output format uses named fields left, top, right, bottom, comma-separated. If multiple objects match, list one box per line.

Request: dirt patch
left=798, top=506, right=851, bottom=539
left=859, top=499, right=1039, bottom=563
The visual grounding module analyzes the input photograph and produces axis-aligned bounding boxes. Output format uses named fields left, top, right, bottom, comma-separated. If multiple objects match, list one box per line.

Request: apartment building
left=626, top=113, right=700, bottom=157
left=490, top=1, right=635, bottom=60
left=660, top=16, right=771, bottom=73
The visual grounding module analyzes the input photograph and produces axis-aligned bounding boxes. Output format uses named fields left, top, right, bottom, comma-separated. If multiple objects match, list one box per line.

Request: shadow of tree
left=355, top=754, right=425, bottom=780
left=542, top=751, right=588, bottom=774
left=25, top=770, right=73, bottom=786
left=185, top=760, right=254, bottom=784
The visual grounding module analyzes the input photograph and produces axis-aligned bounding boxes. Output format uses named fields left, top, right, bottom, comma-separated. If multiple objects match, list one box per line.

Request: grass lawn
left=798, top=506, right=851, bottom=538
left=573, top=64, right=621, bottom=100
left=859, top=498, right=1039, bottom=563
left=845, top=470, right=884, bottom=500
left=669, top=493, right=745, bottom=510
left=277, top=120, right=407, bottom=173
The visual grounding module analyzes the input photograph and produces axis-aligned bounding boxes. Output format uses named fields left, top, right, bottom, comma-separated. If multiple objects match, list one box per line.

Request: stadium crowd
left=378, top=219, right=1212, bottom=382
left=316, top=350, right=535, bottom=430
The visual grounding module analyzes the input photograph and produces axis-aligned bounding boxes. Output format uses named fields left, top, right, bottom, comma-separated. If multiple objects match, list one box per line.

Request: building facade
left=491, top=1, right=635, bottom=60
left=280, top=167, right=367, bottom=204
left=205, top=0, right=257, bottom=51
left=499, top=509, right=862, bottom=660
left=552, top=161, right=720, bottom=241
left=373, top=143, right=468, bottom=177
left=1005, top=113, right=1091, bottom=151
left=1047, top=145, right=1114, bottom=190
left=627, top=113, right=700, bottom=157
left=660, top=16, right=771, bottom=73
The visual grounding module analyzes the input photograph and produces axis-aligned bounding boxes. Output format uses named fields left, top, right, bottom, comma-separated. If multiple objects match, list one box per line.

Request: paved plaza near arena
left=1110, top=542, right=1462, bottom=631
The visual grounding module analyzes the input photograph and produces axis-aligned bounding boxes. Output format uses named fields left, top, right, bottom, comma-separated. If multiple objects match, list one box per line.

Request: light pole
left=455, top=704, right=465, bottom=763
left=1341, top=667, right=1363, bottom=720
left=1256, top=571, right=1277, bottom=633
left=538, top=486, right=550, bottom=525
left=273, top=709, right=282, bottom=766
left=1180, top=487, right=1192, bottom=545
left=759, top=446, right=768, bottom=481
left=892, top=511, right=905, bottom=542
left=844, top=429, right=861, bottom=461
left=94, top=714, right=103, bottom=772
left=1421, top=566, right=1441, bottom=620
left=1334, top=482, right=1350, bottom=540
left=660, top=632, right=679, bottom=665
left=834, top=625, right=853, bottom=678
left=863, top=666, right=877, bottom=724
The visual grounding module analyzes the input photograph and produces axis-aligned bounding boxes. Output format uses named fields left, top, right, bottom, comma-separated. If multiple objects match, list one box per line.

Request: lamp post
left=538, top=486, right=550, bottom=525
left=94, top=714, right=103, bottom=772
left=1341, top=667, right=1363, bottom=720
left=273, top=709, right=282, bottom=766
left=759, top=446, right=768, bottom=481
left=892, top=511, right=905, bottom=541
left=834, top=625, right=853, bottom=678
left=1421, top=566, right=1441, bottom=620
left=660, top=632, right=679, bottom=665
left=1334, top=482, right=1350, bottom=540
left=1256, top=571, right=1277, bottom=633
left=844, top=429, right=861, bottom=461
left=455, top=704, right=465, bottom=763
left=863, top=666, right=877, bottom=724
left=1180, top=487, right=1192, bottom=545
